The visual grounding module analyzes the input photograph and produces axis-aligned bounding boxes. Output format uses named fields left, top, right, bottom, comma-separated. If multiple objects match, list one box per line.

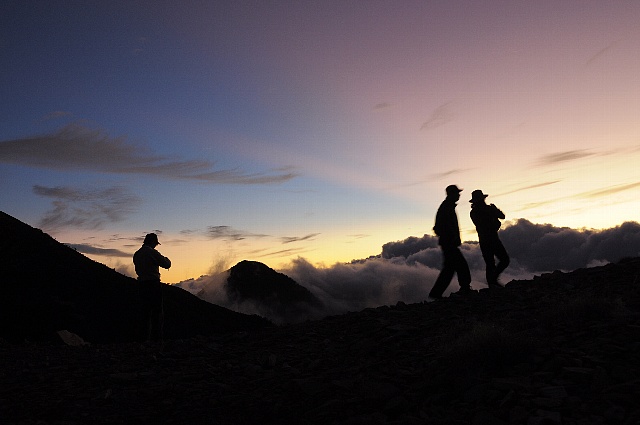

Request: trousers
left=479, top=234, right=510, bottom=285
left=429, top=246, right=471, bottom=298
left=138, top=278, right=164, bottom=341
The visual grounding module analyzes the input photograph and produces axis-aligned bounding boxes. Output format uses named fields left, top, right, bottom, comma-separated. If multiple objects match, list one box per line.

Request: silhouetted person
left=429, top=185, right=472, bottom=299
left=133, top=233, right=171, bottom=341
left=470, top=190, right=510, bottom=287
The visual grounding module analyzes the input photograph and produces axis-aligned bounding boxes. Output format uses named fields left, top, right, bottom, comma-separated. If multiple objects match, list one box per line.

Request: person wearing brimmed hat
left=133, top=233, right=171, bottom=340
left=469, top=190, right=510, bottom=287
left=429, top=185, right=472, bottom=299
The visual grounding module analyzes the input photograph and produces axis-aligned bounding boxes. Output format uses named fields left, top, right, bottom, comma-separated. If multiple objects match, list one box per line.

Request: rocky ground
left=2, top=258, right=640, bottom=425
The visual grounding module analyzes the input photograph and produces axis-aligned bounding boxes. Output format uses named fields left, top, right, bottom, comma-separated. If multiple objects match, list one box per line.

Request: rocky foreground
left=2, top=258, right=640, bottom=425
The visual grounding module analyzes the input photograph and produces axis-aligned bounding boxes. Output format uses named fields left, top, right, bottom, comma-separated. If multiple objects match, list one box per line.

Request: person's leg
left=148, top=280, right=163, bottom=340
left=137, top=281, right=151, bottom=341
left=480, top=240, right=497, bottom=285
left=493, top=237, right=510, bottom=282
left=452, top=248, right=471, bottom=290
left=429, top=247, right=455, bottom=298
left=157, top=282, right=164, bottom=340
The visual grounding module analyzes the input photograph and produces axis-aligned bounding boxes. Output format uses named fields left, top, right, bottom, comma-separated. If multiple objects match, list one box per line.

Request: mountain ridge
left=0, top=211, right=271, bottom=343
left=1, top=256, right=639, bottom=423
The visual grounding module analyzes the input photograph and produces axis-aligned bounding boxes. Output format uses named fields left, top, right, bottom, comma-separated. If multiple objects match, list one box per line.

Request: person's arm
left=491, top=204, right=505, bottom=219
left=153, top=250, right=171, bottom=269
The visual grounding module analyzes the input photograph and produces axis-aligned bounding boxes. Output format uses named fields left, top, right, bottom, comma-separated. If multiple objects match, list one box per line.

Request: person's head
left=470, top=189, right=488, bottom=204
left=143, top=233, right=161, bottom=247
left=445, top=184, right=462, bottom=201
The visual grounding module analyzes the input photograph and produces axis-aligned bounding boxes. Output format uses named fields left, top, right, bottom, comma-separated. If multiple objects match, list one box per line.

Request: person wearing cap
left=469, top=190, right=510, bottom=287
left=429, top=185, right=472, bottom=299
left=133, top=233, right=171, bottom=340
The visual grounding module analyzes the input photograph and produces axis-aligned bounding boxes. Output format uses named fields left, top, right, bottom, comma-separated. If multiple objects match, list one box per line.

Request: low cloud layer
left=382, top=219, right=640, bottom=275
left=0, top=123, right=296, bottom=184
left=176, top=219, right=640, bottom=323
left=499, top=219, right=640, bottom=272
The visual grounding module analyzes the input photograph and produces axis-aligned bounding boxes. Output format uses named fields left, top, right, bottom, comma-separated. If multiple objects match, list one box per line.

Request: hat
left=143, top=233, right=161, bottom=245
left=445, top=184, right=463, bottom=195
left=470, top=189, right=488, bottom=203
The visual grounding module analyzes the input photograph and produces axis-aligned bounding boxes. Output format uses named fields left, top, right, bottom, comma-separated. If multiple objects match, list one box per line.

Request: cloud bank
left=176, top=219, right=640, bottom=323
left=0, top=123, right=296, bottom=184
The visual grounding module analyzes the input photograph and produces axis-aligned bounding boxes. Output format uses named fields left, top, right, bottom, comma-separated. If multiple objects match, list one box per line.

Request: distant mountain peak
left=227, top=260, right=318, bottom=303
left=224, top=260, right=322, bottom=323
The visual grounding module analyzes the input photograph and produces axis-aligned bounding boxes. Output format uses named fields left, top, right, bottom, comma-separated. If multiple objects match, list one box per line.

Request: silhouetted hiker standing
left=429, top=185, right=472, bottom=299
left=133, top=233, right=171, bottom=341
left=470, top=190, right=510, bottom=287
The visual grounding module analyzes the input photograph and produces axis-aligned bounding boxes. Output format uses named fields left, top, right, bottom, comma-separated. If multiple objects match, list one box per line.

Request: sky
left=2, top=1, right=640, bottom=284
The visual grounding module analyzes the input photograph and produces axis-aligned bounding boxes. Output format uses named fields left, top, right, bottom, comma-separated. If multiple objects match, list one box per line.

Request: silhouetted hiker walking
left=470, top=190, right=510, bottom=287
left=133, top=233, right=171, bottom=341
left=429, top=185, right=472, bottom=299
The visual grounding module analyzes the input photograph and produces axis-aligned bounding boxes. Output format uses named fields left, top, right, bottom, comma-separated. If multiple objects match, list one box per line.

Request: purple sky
left=1, top=1, right=639, bottom=282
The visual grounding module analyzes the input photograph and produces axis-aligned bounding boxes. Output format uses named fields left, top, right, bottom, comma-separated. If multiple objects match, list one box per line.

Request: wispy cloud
left=390, top=168, right=470, bottom=189
left=206, top=225, right=269, bottom=241
left=420, top=102, right=455, bottom=131
left=586, top=39, right=620, bottom=67
left=373, top=102, right=392, bottom=110
left=66, top=243, right=131, bottom=258
left=33, top=185, right=141, bottom=231
left=0, top=123, right=297, bottom=184
left=517, top=181, right=640, bottom=211
left=430, top=168, right=472, bottom=180
left=577, top=182, right=640, bottom=199
left=280, top=233, right=320, bottom=244
left=494, top=180, right=561, bottom=197
left=258, top=247, right=313, bottom=258
left=534, top=149, right=594, bottom=166
left=40, top=111, right=73, bottom=122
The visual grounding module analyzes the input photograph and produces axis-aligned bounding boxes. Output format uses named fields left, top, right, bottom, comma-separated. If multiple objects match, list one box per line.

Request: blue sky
left=2, top=1, right=640, bottom=283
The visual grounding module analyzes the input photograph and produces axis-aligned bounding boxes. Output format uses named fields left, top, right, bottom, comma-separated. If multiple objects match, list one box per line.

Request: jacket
left=470, top=203, right=505, bottom=239
left=433, top=198, right=462, bottom=248
left=133, top=244, right=171, bottom=281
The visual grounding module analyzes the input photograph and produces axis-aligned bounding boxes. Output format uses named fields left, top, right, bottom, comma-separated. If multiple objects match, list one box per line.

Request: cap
left=446, top=184, right=463, bottom=195
left=470, top=189, right=489, bottom=203
left=143, top=233, right=161, bottom=245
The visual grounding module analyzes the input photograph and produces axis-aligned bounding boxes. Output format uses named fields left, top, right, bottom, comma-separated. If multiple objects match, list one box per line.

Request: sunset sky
left=2, top=1, right=640, bottom=283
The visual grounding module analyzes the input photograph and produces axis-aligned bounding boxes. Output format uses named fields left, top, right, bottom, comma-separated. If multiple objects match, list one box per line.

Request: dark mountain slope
left=224, top=260, right=323, bottom=323
left=0, top=211, right=270, bottom=343
left=1, top=257, right=639, bottom=424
